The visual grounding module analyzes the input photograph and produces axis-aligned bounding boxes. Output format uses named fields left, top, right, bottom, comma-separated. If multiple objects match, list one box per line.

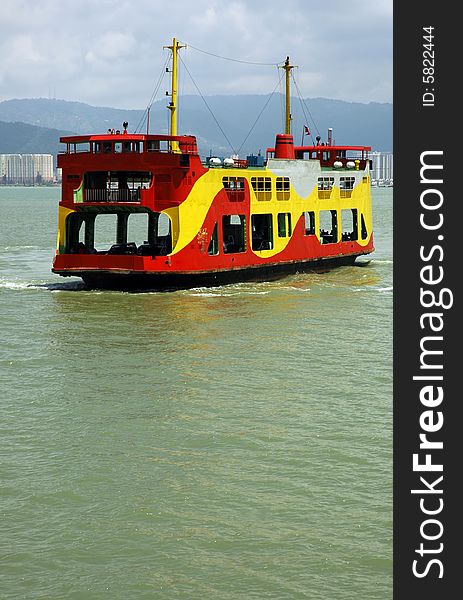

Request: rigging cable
left=180, top=41, right=283, bottom=67
left=291, top=71, right=320, bottom=143
left=178, top=46, right=187, bottom=134
left=134, top=53, right=170, bottom=133
left=237, top=69, right=283, bottom=155
left=179, top=54, right=237, bottom=156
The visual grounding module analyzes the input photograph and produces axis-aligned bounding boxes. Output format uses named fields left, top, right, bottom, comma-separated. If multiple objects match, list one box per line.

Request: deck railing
left=84, top=189, right=140, bottom=203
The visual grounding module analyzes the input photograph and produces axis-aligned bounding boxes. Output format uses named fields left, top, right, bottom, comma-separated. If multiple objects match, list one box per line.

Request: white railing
left=85, top=189, right=140, bottom=202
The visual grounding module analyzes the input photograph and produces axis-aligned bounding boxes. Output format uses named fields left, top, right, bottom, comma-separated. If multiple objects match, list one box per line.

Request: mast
left=281, top=56, right=295, bottom=135
left=164, top=37, right=186, bottom=149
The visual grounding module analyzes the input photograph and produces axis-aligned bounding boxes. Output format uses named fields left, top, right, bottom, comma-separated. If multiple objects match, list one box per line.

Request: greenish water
left=0, top=186, right=392, bottom=599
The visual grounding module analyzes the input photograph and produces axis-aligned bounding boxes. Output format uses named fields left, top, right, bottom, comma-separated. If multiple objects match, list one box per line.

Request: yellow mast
left=164, top=37, right=186, bottom=151
left=280, top=56, right=295, bottom=135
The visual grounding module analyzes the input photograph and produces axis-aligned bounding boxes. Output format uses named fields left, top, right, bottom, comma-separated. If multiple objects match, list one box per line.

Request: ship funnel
left=274, top=134, right=295, bottom=159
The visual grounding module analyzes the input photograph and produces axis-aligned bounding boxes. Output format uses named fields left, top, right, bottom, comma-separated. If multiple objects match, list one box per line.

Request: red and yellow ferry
left=52, top=39, right=374, bottom=290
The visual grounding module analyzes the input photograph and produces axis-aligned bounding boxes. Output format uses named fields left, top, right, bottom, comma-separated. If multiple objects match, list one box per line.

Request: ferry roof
left=59, top=133, right=197, bottom=144
left=267, top=144, right=372, bottom=153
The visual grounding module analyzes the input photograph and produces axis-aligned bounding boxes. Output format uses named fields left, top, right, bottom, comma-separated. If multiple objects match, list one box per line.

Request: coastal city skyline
left=0, top=0, right=392, bottom=110
left=0, top=151, right=394, bottom=186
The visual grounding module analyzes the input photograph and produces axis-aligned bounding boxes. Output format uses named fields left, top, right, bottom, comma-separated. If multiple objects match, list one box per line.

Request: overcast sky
left=0, top=0, right=392, bottom=109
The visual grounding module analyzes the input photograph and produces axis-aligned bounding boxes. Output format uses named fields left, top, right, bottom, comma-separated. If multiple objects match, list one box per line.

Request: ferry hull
left=54, top=254, right=363, bottom=291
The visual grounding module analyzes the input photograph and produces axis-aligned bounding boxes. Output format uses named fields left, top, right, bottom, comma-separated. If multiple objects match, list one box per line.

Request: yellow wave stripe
left=167, top=168, right=373, bottom=256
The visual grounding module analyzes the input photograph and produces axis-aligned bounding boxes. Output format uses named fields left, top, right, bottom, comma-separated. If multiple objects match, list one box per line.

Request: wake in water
left=0, top=277, right=87, bottom=292
left=1, top=245, right=42, bottom=251
left=0, top=261, right=391, bottom=297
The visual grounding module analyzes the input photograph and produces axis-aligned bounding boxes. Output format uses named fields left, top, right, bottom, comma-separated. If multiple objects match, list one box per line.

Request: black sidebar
left=394, top=3, right=459, bottom=598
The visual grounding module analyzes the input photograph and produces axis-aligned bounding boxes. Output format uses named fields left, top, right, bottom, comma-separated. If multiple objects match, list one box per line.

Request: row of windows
left=207, top=208, right=368, bottom=255
left=207, top=213, right=293, bottom=254
left=249, top=176, right=291, bottom=201
left=65, top=140, right=176, bottom=155
left=66, top=212, right=172, bottom=256
left=224, top=175, right=361, bottom=201
left=66, top=208, right=368, bottom=257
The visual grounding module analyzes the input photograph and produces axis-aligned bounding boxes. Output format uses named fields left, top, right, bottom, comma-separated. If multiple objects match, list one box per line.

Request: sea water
left=0, top=186, right=392, bottom=599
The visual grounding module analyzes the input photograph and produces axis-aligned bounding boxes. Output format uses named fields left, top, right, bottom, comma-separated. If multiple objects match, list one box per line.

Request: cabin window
left=136, top=212, right=172, bottom=255
left=127, top=213, right=149, bottom=247
left=318, top=177, right=334, bottom=199
left=303, top=211, right=316, bottom=236
left=66, top=212, right=87, bottom=252
left=360, top=213, right=368, bottom=240
left=104, top=140, right=143, bottom=153
left=122, top=141, right=142, bottom=153
left=92, top=213, right=119, bottom=252
left=147, top=139, right=170, bottom=152
left=70, top=215, right=96, bottom=253
left=251, top=176, right=272, bottom=201
left=276, top=177, right=290, bottom=201
left=137, top=212, right=172, bottom=255
left=208, top=223, right=219, bottom=255
left=319, top=209, right=338, bottom=244
left=222, top=176, right=245, bottom=190
left=147, top=140, right=160, bottom=152
left=156, top=213, right=170, bottom=236
left=341, top=209, right=358, bottom=241
left=179, top=154, right=190, bottom=167
left=68, top=142, right=90, bottom=153
left=251, top=214, right=273, bottom=250
left=222, top=214, right=246, bottom=253
left=277, top=212, right=292, bottom=237
left=222, top=176, right=245, bottom=201
left=340, top=176, right=355, bottom=198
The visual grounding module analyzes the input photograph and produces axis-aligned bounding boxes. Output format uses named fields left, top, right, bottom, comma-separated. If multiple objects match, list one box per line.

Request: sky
left=0, top=0, right=392, bottom=110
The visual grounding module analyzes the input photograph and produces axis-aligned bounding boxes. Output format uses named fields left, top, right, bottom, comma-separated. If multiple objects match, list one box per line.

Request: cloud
left=0, top=0, right=392, bottom=108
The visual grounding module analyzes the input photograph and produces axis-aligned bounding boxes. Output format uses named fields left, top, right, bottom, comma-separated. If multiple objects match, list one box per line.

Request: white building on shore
left=370, top=152, right=393, bottom=185
left=0, top=154, right=54, bottom=184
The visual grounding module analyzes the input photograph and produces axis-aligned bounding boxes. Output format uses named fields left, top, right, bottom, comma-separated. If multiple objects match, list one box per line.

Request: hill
left=0, top=96, right=392, bottom=157
left=0, top=120, right=76, bottom=160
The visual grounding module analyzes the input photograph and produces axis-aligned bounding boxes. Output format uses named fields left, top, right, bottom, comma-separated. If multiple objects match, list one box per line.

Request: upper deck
left=58, top=132, right=199, bottom=162
left=57, top=131, right=206, bottom=209
left=266, top=143, right=372, bottom=170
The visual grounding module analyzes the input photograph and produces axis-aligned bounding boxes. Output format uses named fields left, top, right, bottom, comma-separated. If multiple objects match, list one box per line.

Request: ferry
left=52, top=39, right=374, bottom=290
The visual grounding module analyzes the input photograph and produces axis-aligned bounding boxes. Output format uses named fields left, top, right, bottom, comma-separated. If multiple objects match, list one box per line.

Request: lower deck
left=53, top=160, right=374, bottom=288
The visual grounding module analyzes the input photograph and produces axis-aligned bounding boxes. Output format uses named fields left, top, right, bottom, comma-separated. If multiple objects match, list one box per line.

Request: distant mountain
left=0, top=120, right=76, bottom=161
left=0, top=99, right=142, bottom=138
left=0, top=96, right=392, bottom=157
